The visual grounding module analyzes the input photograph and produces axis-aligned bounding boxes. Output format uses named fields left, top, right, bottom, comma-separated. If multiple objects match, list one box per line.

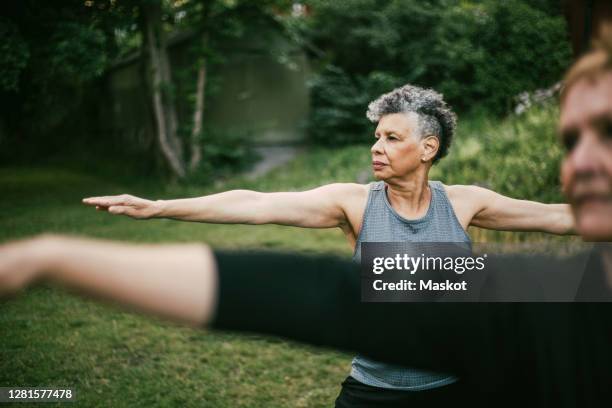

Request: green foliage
left=301, top=0, right=572, bottom=145
left=432, top=103, right=564, bottom=203
left=1, top=1, right=122, bottom=135
left=20, top=22, right=109, bottom=132
left=1, top=0, right=294, bottom=180
left=307, top=66, right=399, bottom=144
left=46, top=23, right=107, bottom=84
left=0, top=0, right=572, bottom=183
left=433, top=1, right=572, bottom=113
left=0, top=18, right=30, bottom=92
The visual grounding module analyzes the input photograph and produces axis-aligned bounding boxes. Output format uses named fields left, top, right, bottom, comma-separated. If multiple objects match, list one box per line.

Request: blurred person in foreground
left=80, top=80, right=574, bottom=408
left=1, top=28, right=612, bottom=408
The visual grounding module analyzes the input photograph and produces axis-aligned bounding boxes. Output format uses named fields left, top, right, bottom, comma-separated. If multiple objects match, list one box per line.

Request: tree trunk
left=189, top=0, right=214, bottom=172
left=141, top=1, right=186, bottom=179
left=189, top=56, right=206, bottom=171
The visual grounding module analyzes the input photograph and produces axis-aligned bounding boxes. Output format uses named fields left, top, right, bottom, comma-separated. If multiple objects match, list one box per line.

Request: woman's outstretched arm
left=446, top=185, right=575, bottom=235
left=0, top=235, right=217, bottom=326
left=82, top=183, right=366, bottom=229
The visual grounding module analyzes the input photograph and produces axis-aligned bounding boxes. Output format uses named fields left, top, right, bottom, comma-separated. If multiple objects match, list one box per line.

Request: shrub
left=431, top=103, right=564, bottom=203
left=302, top=0, right=571, bottom=145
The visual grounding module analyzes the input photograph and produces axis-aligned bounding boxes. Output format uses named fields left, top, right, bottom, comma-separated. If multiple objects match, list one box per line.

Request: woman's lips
left=372, top=161, right=387, bottom=170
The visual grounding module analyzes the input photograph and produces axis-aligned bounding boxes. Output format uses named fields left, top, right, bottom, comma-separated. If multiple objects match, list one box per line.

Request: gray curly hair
left=366, top=84, right=457, bottom=164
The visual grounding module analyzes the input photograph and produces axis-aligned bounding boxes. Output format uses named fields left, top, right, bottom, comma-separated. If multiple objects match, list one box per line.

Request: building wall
left=203, top=50, right=310, bottom=145
left=101, top=27, right=310, bottom=150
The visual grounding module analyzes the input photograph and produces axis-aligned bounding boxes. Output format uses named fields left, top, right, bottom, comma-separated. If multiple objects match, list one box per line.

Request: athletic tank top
left=351, top=180, right=471, bottom=390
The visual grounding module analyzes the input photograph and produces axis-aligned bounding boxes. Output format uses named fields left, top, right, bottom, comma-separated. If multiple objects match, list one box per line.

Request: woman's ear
left=421, top=136, right=440, bottom=162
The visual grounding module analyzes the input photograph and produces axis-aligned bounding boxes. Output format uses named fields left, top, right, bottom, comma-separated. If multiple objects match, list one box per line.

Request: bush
left=302, top=0, right=571, bottom=145
left=0, top=17, right=29, bottom=92
left=431, top=103, right=564, bottom=203
left=307, top=67, right=399, bottom=144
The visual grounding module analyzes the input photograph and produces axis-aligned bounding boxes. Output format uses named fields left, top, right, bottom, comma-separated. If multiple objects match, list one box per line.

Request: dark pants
left=334, top=376, right=467, bottom=408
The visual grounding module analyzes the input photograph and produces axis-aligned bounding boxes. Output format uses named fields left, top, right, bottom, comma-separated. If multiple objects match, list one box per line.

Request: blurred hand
left=82, top=194, right=161, bottom=219
left=0, top=236, right=50, bottom=296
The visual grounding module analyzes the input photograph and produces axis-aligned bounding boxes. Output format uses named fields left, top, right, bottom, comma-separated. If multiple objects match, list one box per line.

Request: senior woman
left=82, top=84, right=574, bottom=407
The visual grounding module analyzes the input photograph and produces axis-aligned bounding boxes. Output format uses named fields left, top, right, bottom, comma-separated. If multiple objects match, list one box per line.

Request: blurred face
left=559, top=73, right=612, bottom=241
left=371, top=113, right=424, bottom=180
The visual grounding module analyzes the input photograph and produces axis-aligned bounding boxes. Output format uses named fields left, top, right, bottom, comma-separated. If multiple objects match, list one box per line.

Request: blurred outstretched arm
left=0, top=235, right=217, bottom=326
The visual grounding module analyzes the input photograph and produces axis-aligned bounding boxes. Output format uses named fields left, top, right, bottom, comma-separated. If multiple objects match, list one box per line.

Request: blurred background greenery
left=0, top=0, right=578, bottom=406
left=1, top=0, right=570, bottom=183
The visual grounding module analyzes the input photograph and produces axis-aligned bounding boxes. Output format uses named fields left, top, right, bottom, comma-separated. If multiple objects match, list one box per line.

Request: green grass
left=1, top=287, right=349, bottom=407
left=0, top=107, right=578, bottom=406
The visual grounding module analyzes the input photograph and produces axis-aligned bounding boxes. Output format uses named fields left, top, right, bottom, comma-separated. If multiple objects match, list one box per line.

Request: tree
left=140, top=0, right=186, bottom=178
left=0, top=0, right=294, bottom=179
left=0, top=1, right=111, bottom=140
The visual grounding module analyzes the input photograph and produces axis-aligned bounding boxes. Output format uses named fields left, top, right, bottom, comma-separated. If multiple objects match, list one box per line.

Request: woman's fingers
left=83, top=197, right=113, bottom=208
left=83, top=195, right=155, bottom=219
left=82, top=195, right=134, bottom=208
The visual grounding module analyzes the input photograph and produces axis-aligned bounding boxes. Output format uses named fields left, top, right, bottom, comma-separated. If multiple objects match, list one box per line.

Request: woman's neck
left=385, top=173, right=431, bottom=218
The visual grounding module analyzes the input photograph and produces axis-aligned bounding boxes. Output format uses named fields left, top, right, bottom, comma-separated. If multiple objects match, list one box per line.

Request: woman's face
left=371, top=112, right=426, bottom=180
left=560, top=73, right=612, bottom=241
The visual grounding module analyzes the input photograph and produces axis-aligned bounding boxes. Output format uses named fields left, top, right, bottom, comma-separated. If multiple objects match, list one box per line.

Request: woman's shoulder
left=442, top=184, right=491, bottom=200
left=328, top=182, right=371, bottom=197
left=310, top=183, right=370, bottom=203
left=439, top=184, right=492, bottom=218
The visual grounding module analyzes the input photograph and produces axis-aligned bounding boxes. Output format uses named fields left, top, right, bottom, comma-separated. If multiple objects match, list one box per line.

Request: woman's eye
left=561, top=131, right=578, bottom=153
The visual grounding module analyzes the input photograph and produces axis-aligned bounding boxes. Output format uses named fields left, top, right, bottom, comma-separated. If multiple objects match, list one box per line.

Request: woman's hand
left=82, top=194, right=163, bottom=219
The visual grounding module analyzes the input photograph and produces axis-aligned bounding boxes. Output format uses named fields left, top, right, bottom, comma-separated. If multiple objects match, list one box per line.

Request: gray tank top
left=351, top=180, right=471, bottom=390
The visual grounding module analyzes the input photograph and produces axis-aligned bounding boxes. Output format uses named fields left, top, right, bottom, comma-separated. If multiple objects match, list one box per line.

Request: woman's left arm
left=450, top=185, right=575, bottom=235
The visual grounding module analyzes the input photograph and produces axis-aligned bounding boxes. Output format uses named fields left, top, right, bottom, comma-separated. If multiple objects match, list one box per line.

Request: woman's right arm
left=83, top=183, right=364, bottom=228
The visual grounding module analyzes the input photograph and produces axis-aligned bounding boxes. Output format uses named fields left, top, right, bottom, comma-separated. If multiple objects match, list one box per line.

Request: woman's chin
left=576, top=212, right=612, bottom=241
left=372, top=172, right=386, bottom=181
left=372, top=168, right=389, bottom=180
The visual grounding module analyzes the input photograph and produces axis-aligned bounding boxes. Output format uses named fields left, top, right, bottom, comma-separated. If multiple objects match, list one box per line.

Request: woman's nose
left=371, top=138, right=384, bottom=154
left=570, top=132, right=601, bottom=175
